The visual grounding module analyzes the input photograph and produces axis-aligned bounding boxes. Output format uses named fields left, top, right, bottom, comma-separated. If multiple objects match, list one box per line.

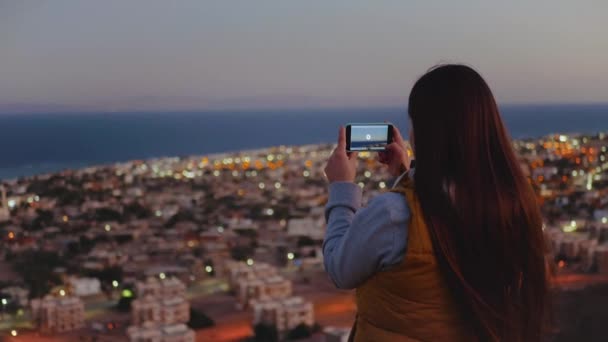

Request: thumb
left=337, top=126, right=346, bottom=150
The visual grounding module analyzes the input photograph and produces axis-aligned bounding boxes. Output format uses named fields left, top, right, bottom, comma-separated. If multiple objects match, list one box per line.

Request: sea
left=0, top=104, right=607, bottom=180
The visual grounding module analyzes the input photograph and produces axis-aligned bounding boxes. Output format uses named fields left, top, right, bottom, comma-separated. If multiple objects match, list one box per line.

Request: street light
left=1, top=298, right=6, bottom=320
left=11, top=330, right=17, bottom=337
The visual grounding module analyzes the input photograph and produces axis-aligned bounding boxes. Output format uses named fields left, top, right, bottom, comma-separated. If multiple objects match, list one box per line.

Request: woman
left=323, top=64, right=548, bottom=341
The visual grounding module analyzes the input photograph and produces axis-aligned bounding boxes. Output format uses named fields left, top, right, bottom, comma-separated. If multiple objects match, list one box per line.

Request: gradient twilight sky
left=1, top=1, right=607, bottom=112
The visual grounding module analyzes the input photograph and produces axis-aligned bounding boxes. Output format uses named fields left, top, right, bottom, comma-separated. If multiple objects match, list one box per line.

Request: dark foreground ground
left=550, top=284, right=608, bottom=342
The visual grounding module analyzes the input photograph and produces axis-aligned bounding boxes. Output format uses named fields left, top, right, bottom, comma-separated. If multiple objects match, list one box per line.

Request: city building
left=252, top=296, right=314, bottom=332
left=324, top=326, right=352, bottom=342
left=127, top=322, right=195, bottom=342
left=0, top=286, right=29, bottom=307
left=31, top=295, right=85, bottom=334
left=136, top=277, right=187, bottom=298
left=595, top=245, right=608, bottom=274
left=226, top=261, right=278, bottom=289
left=286, top=218, right=325, bottom=240
left=237, top=275, right=292, bottom=308
left=0, top=186, right=10, bottom=222
left=132, top=296, right=190, bottom=325
left=68, top=277, right=101, bottom=297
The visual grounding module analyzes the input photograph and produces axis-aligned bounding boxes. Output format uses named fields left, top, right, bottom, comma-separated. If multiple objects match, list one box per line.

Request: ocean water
left=0, top=104, right=607, bottom=180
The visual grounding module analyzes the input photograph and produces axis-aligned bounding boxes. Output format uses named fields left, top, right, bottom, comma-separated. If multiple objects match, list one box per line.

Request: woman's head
left=408, top=65, right=548, bottom=341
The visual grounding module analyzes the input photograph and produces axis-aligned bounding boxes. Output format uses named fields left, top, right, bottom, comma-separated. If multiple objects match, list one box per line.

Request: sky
left=351, top=125, right=389, bottom=142
left=1, top=0, right=607, bottom=112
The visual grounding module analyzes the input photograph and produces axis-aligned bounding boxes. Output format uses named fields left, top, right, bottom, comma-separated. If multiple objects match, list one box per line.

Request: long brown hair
left=408, top=64, right=548, bottom=341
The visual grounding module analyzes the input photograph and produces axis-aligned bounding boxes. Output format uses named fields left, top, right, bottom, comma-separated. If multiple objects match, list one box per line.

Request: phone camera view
left=350, top=125, right=389, bottom=151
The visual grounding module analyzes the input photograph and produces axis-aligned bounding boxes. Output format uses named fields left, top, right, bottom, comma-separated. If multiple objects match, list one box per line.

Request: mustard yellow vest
left=354, top=177, right=471, bottom=342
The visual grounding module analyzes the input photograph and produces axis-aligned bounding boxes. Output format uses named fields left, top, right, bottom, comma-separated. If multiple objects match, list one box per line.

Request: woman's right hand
left=378, top=126, right=412, bottom=177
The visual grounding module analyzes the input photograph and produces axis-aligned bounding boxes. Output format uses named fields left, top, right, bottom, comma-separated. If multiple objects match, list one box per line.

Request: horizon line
left=1, top=101, right=608, bottom=115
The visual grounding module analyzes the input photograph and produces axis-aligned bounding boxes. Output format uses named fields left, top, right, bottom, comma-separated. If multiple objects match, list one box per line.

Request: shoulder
left=366, top=191, right=410, bottom=224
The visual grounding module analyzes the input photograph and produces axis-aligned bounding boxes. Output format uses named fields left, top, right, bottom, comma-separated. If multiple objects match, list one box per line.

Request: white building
left=252, top=296, right=314, bottom=332
left=127, top=322, right=195, bottom=342
left=595, top=245, right=608, bottom=274
left=136, top=277, right=187, bottom=298
left=0, top=186, right=10, bottom=222
left=226, top=261, right=278, bottom=289
left=287, top=218, right=325, bottom=240
left=132, top=296, right=190, bottom=326
left=0, top=286, right=29, bottom=307
left=31, top=295, right=85, bottom=334
left=324, top=326, right=352, bottom=342
left=237, top=275, right=292, bottom=308
left=68, top=277, right=101, bottom=297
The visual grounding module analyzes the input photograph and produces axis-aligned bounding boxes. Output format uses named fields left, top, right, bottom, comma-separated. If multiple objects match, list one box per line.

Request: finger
left=392, top=126, right=405, bottom=144
left=348, top=151, right=358, bottom=161
left=378, top=152, right=388, bottom=164
left=386, top=142, right=404, bottom=153
left=337, top=126, right=346, bottom=150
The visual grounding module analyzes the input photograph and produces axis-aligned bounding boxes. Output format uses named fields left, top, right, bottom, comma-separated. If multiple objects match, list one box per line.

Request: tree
left=253, top=323, right=278, bottom=342
left=230, top=245, right=254, bottom=261
left=116, top=288, right=135, bottom=312
left=116, top=296, right=133, bottom=312
left=286, top=323, right=313, bottom=340
left=187, top=308, right=215, bottom=329
left=12, top=250, right=65, bottom=298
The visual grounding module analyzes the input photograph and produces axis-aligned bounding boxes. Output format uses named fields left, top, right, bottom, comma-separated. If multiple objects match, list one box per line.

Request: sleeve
left=322, top=182, right=410, bottom=289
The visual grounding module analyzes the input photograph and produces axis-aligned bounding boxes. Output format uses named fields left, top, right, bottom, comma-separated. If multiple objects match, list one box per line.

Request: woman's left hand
left=324, top=126, right=358, bottom=183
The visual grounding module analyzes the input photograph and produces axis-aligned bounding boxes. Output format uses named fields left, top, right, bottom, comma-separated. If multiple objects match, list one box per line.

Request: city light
left=112, top=280, right=119, bottom=288
left=1, top=298, right=7, bottom=305
left=105, top=224, right=111, bottom=232
left=258, top=182, right=265, bottom=189
left=563, top=220, right=577, bottom=233
left=155, top=210, right=163, bottom=217
left=303, top=170, right=310, bottom=177
left=603, top=217, right=608, bottom=224
left=364, top=171, right=371, bottom=178
left=265, top=208, right=274, bottom=216
left=62, top=215, right=69, bottom=222
left=159, top=273, right=166, bottom=280
left=205, top=266, right=213, bottom=273
left=11, top=330, right=17, bottom=337
left=122, top=289, right=133, bottom=298
left=572, top=170, right=578, bottom=177
left=274, top=182, right=282, bottom=189
left=379, top=182, right=386, bottom=189
left=358, top=182, right=364, bottom=188
left=213, top=170, right=220, bottom=177
left=246, top=258, right=254, bottom=266
left=217, top=226, right=224, bottom=233
left=7, top=199, right=16, bottom=208
left=8, top=231, right=14, bottom=239
left=59, top=289, right=66, bottom=296
left=287, top=252, right=294, bottom=260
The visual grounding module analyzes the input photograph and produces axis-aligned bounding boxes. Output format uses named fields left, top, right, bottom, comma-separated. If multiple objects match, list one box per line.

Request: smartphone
left=346, top=123, right=394, bottom=152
